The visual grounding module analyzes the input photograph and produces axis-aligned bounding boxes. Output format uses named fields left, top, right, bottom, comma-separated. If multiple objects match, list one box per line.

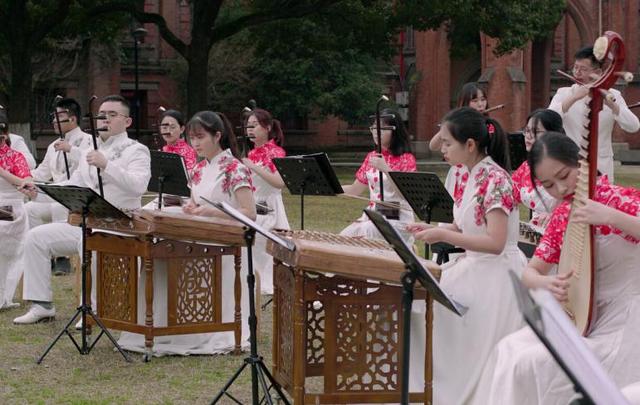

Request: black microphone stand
left=53, top=95, right=71, bottom=180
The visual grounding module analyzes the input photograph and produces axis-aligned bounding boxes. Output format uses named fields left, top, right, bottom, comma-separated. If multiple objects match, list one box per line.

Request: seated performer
left=13, top=95, right=151, bottom=324
left=549, top=46, right=640, bottom=181
left=511, top=109, right=563, bottom=230
left=430, top=82, right=489, bottom=200
left=0, top=107, right=36, bottom=170
left=407, top=107, right=526, bottom=404
left=160, top=109, right=197, bottom=171
left=117, top=111, right=254, bottom=355
left=241, top=108, right=289, bottom=295
left=472, top=132, right=640, bottom=405
left=341, top=108, right=416, bottom=243
left=0, top=121, right=32, bottom=310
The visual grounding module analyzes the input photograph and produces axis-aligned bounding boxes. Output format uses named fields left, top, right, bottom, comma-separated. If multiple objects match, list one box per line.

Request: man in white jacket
left=13, top=95, right=151, bottom=324
left=549, top=46, right=640, bottom=181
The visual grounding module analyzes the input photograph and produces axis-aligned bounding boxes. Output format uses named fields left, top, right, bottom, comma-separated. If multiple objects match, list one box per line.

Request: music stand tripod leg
left=36, top=207, right=131, bottom=364
left=210, top=230, right=291, bottom=405
left=400, top=268, right=417, bottom=405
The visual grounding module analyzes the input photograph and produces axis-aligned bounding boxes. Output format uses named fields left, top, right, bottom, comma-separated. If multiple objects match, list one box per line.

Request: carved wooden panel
left=168, top=256, right=221, bottom=326
left=274, top=262, right=295, bottom=387
left=98, top=253, right=137, bottom=323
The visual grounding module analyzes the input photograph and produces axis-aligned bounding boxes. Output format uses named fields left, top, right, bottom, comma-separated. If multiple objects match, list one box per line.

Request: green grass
left=0, top=164, right=638, bottom=404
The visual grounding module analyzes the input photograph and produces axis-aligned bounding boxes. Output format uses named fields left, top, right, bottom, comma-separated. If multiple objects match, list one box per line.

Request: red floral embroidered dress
left=0, top=143, right=31, bottom=308
left=472, top=176, right=640, bottom=405
left=163, top=138, right=198, bottom=171
left=432, top=156, right=526, bottom=405
left=340, top=149, right=417, bottom=243
left=511, top=160, right=558, bottom=229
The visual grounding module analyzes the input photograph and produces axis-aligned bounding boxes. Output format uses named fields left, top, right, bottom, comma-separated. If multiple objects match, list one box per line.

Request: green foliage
left=395, top=0, right=566, bottom=55
left=246, top=1, right=393, bottom=124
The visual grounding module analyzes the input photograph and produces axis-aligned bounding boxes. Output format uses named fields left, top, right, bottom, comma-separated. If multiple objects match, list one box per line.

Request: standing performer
left=430, top=82, right=489, bottom=200
left=241, top=108, right=289, bottom=295
left=549, top=46, right=640, bottom=181
left=13, top=95, right=151, bottom=324
left=511, top=109, right=564, bottom=229
left=408, top=107, right=525, bottom=404
left=159, top=109, right=197, bottom=171
left=472, top=132, right=640, bottom=405
left=341, top=108, right=416, bottom=243
left=0, top=120, right=32, bottom=310
left=118, top=111, right=255, bottom=355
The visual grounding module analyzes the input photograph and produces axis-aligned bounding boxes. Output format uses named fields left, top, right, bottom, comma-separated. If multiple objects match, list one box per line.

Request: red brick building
left=406, top=0, right=640, bottom=155
left=34, top=1, right=640, bottom=158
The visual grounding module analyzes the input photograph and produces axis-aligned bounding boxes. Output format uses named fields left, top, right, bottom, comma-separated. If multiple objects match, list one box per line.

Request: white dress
left=472, top=177, right=640, bottom=405
left=247, top=140, right=289, bottom=295
left=433, top=156, right=526, bottom=404
left=0, top=145, right=30, bottom=308
left=117, top=149, right=251, bottom=355
left=340, top=149, right=417, bottom=244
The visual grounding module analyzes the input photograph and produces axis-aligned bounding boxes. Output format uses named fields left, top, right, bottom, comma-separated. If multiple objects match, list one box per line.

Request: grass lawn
left=0, top=164, right=638, bottom=404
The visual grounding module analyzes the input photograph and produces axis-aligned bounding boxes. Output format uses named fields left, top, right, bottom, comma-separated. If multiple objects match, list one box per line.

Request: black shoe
left=53, top=257, right=71, bottom=276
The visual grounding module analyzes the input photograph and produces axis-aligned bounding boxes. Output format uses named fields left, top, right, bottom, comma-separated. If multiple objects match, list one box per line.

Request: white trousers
left=22, top=222, right=82, bottom=303
left=25, top=201, right=68, bottom=229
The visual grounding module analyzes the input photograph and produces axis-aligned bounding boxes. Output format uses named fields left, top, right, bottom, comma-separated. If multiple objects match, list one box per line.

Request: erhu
left=556, top=31, right=632, bottom=336
left=236, top=99, right=257, bottom=158
left=52, top=95, right=71, bottom=179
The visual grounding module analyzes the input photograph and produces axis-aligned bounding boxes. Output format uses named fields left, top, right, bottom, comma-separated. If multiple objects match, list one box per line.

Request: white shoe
left=13, top=304, right=56, bottom=324
left=0, top=301, right=20, bottom=311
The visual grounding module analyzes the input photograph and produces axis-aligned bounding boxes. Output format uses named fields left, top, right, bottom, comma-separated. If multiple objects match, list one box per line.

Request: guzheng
left=69, top=208, right=247, bottom=360
left=70, top=208, right=247, bottom=245
left=267, top=230, right=440, bottom=405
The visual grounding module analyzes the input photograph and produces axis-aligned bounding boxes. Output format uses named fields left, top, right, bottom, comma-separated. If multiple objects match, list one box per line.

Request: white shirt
left=37, top=132, right=151, bottom=210
left=32, top=126, right=93, bottom=183
left=549, top=84, right=640, bottom=177
left=8, top=133, right=36, bottom=169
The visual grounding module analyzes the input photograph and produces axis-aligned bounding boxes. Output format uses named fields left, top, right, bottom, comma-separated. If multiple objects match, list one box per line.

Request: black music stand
left=508, top=272, right=629, bottom=405
left=388, top=171, right=456, bottom=259
left=35, top=184, right=131, bottom=364
left=365, top=209, right=467, bottom=405
left=273, top=153, right=343, bottom=230
left=200, top=198, right=293, bottom=405
left=148, top=150, right=190, bottom=210
left=509, top=132, right=528, bottom=170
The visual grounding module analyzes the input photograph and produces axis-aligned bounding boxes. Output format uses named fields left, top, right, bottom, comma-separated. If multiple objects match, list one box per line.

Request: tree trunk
left=186, top=48, right=210, bottom=117
left=9, top=45, right=34, bottom=139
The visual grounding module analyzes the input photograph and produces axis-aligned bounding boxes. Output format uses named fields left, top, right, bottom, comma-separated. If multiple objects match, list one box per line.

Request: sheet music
left=529, top=289, right=630, bottom=405
left=364, top=208, right=467, bottom=316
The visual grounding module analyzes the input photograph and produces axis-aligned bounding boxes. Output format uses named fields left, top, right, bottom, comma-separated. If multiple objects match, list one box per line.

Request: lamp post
left=132, top=27, right=148, bottom=140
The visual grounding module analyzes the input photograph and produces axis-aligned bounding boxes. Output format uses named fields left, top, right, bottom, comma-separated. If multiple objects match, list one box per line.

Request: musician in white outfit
left=548, top=46, right=640, bottom=181
left=27, top=97, right=93, bottom=227
left=13, top=95, right=151, bottom=324
left=472, top=133, right=640, bottom=405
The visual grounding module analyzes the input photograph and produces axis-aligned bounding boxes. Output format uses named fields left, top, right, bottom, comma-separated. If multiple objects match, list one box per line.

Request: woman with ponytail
left=407, top=107, right=525, bottom=404
left=241, top=108, right=289, bottom=294
left=118, top=111, right=255, bottom=355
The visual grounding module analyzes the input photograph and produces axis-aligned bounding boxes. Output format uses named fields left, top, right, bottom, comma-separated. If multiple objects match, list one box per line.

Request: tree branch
left=88, top=0, right=188, bottom=58
left=210, top=0, right=344, bottom=42
left=30, top=0, right=72, bottom=44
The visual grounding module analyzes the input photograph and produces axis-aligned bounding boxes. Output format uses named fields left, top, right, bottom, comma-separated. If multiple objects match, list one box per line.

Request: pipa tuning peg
left=615, top=71, right=634, bottom=83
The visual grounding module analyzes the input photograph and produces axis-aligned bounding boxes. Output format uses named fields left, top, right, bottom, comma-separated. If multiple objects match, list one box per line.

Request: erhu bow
left=557, top=31, right=632, bottom=336
left=86, top=96, right=105, bottom=197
